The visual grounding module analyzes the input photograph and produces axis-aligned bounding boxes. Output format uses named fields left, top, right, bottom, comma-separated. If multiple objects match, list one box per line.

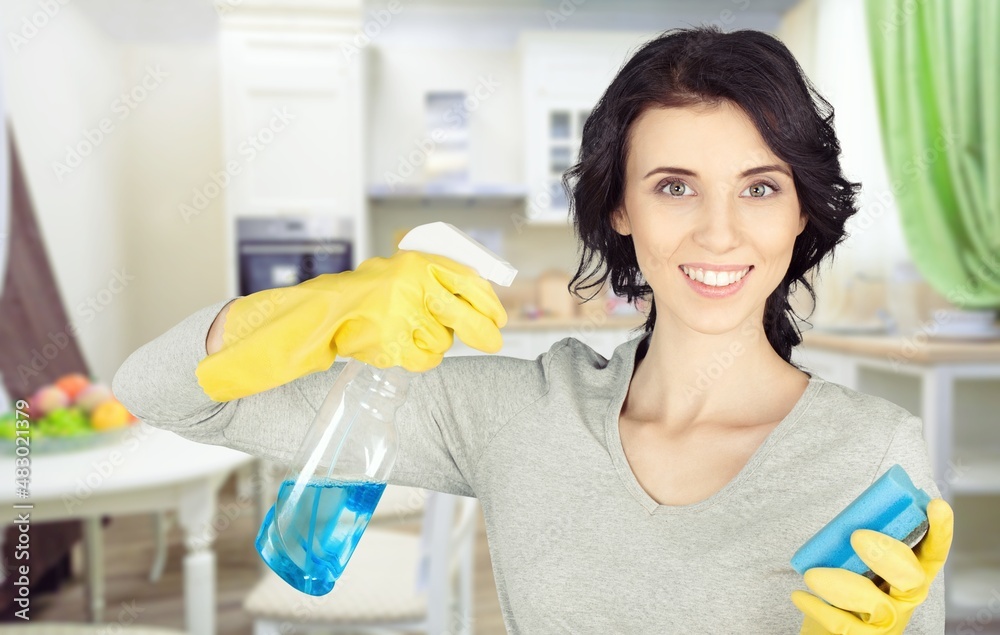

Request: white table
left=0, top=423, right=255, bottom=635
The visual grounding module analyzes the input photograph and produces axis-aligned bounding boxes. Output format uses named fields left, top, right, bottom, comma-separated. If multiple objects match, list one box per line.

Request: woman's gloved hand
left=195, top=249, right=508, bottom=402
left=792, top=498, right=954, bottom=635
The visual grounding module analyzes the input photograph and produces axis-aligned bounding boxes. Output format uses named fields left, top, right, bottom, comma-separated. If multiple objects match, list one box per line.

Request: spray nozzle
left=397, top=222, right=518, bottom=287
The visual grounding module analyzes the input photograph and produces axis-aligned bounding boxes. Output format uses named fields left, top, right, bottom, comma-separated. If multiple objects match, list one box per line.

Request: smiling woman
left=615, top=103, right=805, bottom=309
left=559, top=24, right=950, bottom=634
left=113, top=23, right=952, bottom=635
left=566, top=27, right=860, bottom=366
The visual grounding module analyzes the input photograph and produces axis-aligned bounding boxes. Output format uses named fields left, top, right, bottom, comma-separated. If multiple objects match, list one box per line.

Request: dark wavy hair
left=566, top=25, right=861, bottom=364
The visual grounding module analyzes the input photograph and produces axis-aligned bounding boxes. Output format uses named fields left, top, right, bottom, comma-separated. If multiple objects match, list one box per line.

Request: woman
left=114, top=25, right=952, bottom=634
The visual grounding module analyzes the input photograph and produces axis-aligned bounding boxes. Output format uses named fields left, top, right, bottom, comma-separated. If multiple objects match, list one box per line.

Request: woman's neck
left=624, top=316, right=808, bottom=432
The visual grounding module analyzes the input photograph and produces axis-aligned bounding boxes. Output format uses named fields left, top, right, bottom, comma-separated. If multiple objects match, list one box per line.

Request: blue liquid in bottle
left=255, top=478, right=386, bottom=595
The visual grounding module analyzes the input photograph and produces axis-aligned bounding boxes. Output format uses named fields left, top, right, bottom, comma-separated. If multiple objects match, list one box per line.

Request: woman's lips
left=679, top=265, right=753, bottom=298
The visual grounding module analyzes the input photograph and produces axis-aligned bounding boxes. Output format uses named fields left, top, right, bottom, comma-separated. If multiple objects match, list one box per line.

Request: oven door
left=238, top=239, right=352, bottom=296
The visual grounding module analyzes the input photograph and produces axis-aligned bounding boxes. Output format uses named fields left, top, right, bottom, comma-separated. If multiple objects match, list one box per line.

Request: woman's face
left=612, top=101, right=807, bottom=334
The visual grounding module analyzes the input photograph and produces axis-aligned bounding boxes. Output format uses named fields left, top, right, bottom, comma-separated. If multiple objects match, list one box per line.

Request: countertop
left=800, top=328, right=1000, bottom=363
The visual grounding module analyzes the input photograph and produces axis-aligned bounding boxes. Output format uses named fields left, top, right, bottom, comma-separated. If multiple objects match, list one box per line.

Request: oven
left=237, top=216, right=353, bottom=296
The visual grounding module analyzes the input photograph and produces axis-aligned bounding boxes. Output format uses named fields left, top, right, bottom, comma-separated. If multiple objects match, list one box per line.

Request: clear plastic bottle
left=255, top=359, right=411, bottom=595
left=255, top=221, right=516, bottom=596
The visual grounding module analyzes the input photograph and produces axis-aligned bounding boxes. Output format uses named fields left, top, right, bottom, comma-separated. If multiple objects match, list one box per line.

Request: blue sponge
left=791, top=464, right=932, bottom=582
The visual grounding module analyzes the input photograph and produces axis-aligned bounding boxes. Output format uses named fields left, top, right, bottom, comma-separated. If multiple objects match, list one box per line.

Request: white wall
left=0, top=1, right=225, bottom=386
left=0, top=1, right=128, bottom=386
left=118, top=42, right=227, bottom=347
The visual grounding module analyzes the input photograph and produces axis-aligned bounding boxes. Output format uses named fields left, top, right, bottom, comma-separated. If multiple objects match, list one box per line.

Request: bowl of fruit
left=0, top=373, right=140, bottom=455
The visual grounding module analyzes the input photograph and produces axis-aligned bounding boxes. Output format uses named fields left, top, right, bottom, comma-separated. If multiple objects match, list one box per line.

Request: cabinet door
left=220, top=30, right=364, bottom=226
left=520, top=32, right=654, bottom=226
left=525, top=102, right=592, bottom=225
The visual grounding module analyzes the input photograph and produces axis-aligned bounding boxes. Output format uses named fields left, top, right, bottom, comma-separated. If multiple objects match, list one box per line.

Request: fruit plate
left=1, top=426, right=135, bottom=456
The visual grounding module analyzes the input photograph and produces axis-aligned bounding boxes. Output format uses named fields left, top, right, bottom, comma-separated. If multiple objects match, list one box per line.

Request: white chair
left=243, top=491, right=478, bottom=635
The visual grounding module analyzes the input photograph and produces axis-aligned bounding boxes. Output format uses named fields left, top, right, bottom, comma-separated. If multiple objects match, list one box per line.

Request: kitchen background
left=0, top=0, right=997, bottom=633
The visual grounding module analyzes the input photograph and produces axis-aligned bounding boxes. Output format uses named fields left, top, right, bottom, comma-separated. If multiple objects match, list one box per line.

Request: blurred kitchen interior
left=0, top=0, right=998, bottom=634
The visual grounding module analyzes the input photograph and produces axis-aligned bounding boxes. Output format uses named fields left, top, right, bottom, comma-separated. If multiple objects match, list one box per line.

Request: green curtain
left=865, top=0, right=1000, bottom=309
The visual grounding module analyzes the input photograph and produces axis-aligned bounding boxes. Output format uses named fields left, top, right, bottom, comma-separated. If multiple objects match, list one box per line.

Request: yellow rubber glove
left=792, top=498, right=954, bottom=634
left=195, top=249, right=508, bottom=402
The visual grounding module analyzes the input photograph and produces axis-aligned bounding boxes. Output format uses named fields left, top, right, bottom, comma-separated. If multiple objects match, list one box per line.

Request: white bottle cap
left=397, top=222, right=518, bottom=287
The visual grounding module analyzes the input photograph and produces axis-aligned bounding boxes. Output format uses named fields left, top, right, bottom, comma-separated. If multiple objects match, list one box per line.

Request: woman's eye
left=658, top=179, right=779, bottom=198
left=661, top=180, right=694, bottom=197
left=742, top=181, right=778, bottom=198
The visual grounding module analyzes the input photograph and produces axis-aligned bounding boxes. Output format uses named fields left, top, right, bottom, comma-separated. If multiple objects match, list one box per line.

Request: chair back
left=416, top=491, right=479, bottom=633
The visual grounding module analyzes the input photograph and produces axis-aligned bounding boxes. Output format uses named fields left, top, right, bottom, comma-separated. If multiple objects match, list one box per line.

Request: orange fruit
left=56, top=373, right=90, bottom=401
left=91, top=400, right=132, bottom=432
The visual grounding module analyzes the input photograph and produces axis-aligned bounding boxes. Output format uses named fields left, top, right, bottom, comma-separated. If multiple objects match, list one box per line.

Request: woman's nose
left=693, top=195, right=742, bottom=251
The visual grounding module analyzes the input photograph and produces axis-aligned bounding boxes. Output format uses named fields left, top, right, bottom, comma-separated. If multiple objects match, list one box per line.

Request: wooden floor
left=34, top=476, right=507, bottom=634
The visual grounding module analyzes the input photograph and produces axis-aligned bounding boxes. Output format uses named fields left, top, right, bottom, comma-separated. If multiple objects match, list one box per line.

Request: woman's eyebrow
left=643, top=164, right=793, bottom=180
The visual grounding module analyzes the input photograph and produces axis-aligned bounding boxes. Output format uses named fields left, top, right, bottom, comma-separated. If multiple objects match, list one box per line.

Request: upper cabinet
left=518, top=31, right=654, bottom=226
left=216, top=0, right=369, bottom=264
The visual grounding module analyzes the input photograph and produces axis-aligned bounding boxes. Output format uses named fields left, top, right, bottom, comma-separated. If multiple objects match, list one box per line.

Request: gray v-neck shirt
left=112, top=298, right=945, bottom=633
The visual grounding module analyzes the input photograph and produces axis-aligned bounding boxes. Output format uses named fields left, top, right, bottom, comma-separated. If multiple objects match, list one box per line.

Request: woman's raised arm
left=112, top=265, right=545, bottom=497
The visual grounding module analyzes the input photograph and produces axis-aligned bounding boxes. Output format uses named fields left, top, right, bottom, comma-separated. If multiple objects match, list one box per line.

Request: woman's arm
left=205, top=298, right=236, bottom=355
left=112, top=298, right=548, bottom=497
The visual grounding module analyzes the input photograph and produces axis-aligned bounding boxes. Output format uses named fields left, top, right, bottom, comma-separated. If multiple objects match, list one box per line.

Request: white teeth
left=681, top=266, right=750, bottom=287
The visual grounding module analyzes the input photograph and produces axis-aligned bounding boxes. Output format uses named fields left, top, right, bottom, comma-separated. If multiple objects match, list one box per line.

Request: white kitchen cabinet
left=216, top=0, right=368, bottom=296
left=793, top=335, right=1000, bottom=627
left=518, top=31, right=655, bottom=226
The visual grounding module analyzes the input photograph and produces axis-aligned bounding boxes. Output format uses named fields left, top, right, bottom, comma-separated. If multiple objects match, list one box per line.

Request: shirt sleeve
left=111, top=298, right=549, bottom=498
left=868, top=413, right=946, bottom=634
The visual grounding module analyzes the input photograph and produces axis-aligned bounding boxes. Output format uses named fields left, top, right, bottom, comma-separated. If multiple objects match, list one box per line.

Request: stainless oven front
left=237, top=216, right=353, bottom=296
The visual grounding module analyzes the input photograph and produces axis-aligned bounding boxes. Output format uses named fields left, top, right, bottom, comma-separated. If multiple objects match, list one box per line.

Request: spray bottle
left=255, top=221, right=517, bottom=596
